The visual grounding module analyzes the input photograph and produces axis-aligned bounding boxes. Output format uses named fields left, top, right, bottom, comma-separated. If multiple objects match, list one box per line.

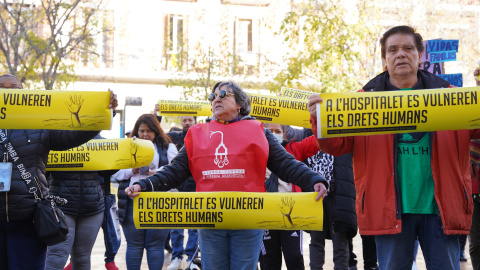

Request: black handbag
left=34, top=197, right=69, bottom=246
left=0, top=129, right=69, bottom=246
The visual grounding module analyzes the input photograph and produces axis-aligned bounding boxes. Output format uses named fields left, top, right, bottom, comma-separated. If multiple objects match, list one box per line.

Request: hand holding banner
left=0, top=90, right=112, bottom=130
left=47, top=138, right=154, bottom=171
left=134, top=191, right=323, bottom=230
left=315, top=86, right=480, bottom=138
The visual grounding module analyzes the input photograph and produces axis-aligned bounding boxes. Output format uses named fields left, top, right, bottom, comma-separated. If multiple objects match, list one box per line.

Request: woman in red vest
left=126, top=81, right=327, bottom=270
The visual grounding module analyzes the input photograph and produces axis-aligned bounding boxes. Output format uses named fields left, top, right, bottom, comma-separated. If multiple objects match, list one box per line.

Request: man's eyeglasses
left=208, top=90, right=235, bottom=102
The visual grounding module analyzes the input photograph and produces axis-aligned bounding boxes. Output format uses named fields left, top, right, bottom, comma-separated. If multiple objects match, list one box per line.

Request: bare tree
left=0, top=0, right=107, bottom=89
left=0, top=0, right=41, bottom=85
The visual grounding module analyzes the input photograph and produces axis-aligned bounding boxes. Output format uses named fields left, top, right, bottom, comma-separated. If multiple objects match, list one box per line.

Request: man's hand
left=314, top=182, right=327, bottom=201
left=308, top=94, right=323, bottom=117
left=108, top=89, right=118, bottom=110
left=125, top=184, right=142, bottom=198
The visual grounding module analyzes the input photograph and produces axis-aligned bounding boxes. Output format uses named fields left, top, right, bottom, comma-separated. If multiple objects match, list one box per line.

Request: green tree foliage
left=166, top=17, right=248, bottom=101
left=0, top=0, right=106, bottom=89
left=167, top=43, right=222, bottom=101
left=167, top=1, right=382, bottom=98
left=270, top=0, right=379, bottom=94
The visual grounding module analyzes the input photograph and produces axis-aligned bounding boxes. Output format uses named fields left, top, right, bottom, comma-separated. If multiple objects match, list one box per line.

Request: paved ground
left=89, top=229, right=474, bottom=270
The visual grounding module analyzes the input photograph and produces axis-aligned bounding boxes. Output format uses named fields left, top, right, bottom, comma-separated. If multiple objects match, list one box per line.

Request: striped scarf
left=214, top=114, right=242, bottom=125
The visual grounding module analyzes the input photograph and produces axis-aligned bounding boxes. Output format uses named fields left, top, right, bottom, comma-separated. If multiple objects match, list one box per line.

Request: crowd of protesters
left=1, top=25, right=480, bottom=270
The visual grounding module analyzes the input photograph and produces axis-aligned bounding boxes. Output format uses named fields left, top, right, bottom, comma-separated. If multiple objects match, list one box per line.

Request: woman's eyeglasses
left=208, top=90, right=235, bottom=102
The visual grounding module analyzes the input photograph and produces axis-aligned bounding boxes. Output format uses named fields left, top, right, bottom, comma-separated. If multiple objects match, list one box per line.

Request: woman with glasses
left=125, top=81, right=328, bottom=270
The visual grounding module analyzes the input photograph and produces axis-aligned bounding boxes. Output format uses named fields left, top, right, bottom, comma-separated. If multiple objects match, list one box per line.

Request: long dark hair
left=130, top=114, right=171, bottom=148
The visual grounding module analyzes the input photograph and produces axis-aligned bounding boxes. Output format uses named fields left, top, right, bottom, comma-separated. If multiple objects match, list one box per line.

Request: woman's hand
left=314, top=182, right=327, bottom=201
left=474, top=68, right=480, bottom=86
left=125, top=184, right=142, bottom=198
left=308, top=94, right=323, bottom=117
left=132, top=168, right=140, bottom=174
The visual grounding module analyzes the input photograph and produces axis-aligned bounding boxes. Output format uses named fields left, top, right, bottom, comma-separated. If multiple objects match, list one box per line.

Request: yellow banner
left=134, top=192, right=323, bottom=230
left=281, top=87, right=314, bottom=100
left=0, top=89, right=112, bottom=130
left=47, top=138, right=154, bottom=171
left=250, top=93, right=311, bottom=128
left=157, top=100, right=211, bottom=116
left=316, top=86, right=480, bottom=138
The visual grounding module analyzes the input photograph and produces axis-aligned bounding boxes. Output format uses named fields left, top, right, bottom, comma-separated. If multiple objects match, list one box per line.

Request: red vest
left=184, top=120, right=269, bottom=192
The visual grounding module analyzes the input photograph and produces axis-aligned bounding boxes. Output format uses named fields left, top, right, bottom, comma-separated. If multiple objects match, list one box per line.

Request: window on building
left=166, top=15, right=184, bottom=54
left=235, top=19, right=252, bottom=53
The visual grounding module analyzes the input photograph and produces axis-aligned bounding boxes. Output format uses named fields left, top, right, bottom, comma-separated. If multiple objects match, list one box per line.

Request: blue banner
left=437, top=73, right=463, bottom=87
left=429, top=51, right=457, bottom=63
left=427, top=40, right=459, bottom=53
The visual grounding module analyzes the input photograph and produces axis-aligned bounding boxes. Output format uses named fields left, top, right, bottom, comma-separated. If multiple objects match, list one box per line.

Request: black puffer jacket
left=0, top=129, right=98, bottom=223
left=137, top=120, right=327, bottom=192
left=48, top=135, right=117, bottom=216
left=325, top=153, right=356, bottom=239
left=167, top=129, right=195, bottom=192
left=48, top=172, right=105, bottom=216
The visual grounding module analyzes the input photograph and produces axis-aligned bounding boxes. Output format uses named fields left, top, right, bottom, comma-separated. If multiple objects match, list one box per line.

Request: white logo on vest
left=201, top=130, right=245, bottom=179
left=210, top=131, right=229, bottom=168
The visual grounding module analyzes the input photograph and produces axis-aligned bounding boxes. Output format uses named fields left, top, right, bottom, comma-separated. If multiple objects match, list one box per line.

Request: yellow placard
left=134, top=192, right=323, bottom=230
left=157, top=100, right=211, bottom=116
left=0, top=89, right=112, bottom=130
left=281, top=87, right=314, bottom=100
left=250, top=93, right=311, bottom=128
left=47, top=138, right=154, bottom=171
left=316, top=86, right=480, bottom=138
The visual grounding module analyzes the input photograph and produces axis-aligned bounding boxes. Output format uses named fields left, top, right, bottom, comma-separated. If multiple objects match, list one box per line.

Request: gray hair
left=212, top=81, right=251, bottom=116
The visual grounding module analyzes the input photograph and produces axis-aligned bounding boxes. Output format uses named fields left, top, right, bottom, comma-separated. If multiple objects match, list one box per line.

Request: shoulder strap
left=0, top=129, right=67, bottom=205
left=0, top=129, right=43, bottom=201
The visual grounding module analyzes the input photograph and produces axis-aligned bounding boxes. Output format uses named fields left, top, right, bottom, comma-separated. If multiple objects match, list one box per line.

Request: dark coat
left=323, top=152, right=357, bottom=239
left=47, top=135, right=119, bottom=216
left=0, top=129, right=98, bottom=223
left=48, top=171, right=107, bottom=216
left=167, top=129, right=195, bottom=192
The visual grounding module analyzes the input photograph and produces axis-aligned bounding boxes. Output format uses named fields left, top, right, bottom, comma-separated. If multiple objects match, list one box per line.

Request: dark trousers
left=309, top=230, right=350, bottom=270
left=361, top=235, right=378, bottom=268
left=470, top=197, right=480, bottom=270
left=348, top=237, right=357, bottom=267
left=375, top=214, right=459, bottom=270
left=0, top=221, right=47, bottom=270
left=103, top=194, right=120, bottom=263
left=261, top=229, right=304, bottom=270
